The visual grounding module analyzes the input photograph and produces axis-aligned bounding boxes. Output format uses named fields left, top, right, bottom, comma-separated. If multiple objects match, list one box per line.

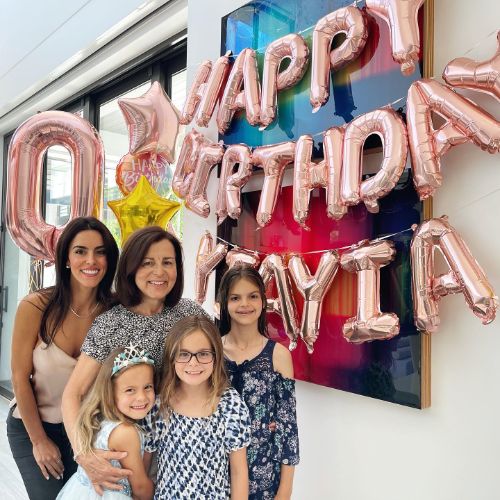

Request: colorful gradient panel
left=219, top=0, right=426, bottom=407
left=221, top=0, right=424, bottom=148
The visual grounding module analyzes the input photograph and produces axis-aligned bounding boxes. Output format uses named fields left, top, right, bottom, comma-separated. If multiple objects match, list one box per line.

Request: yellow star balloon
left=108, top=175, right=182, bottom=246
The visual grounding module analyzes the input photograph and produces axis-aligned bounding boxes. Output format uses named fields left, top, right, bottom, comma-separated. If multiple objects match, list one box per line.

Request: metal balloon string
left=216, top=226, right=413, bottom=258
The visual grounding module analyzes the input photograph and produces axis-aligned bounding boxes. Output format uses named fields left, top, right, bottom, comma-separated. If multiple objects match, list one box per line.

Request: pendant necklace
left=69, top=302, right=100, bottom=319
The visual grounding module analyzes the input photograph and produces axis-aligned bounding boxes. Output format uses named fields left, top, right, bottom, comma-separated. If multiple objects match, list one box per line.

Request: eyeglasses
left=175, top=350, right=215, bottom=364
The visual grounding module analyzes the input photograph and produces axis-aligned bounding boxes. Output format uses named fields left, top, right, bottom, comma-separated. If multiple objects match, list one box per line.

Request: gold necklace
left=69, top=302, right=100, bottom=319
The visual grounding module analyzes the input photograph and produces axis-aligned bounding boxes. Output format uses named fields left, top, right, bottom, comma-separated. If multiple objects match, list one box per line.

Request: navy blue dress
left=225, top=339, right=300, bottom=499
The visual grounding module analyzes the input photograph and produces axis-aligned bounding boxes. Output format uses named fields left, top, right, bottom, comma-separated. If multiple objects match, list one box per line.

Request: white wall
left=185, top=1, right=500, bottom=499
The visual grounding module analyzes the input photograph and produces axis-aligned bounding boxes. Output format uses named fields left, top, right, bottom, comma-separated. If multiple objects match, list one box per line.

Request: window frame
left=0, top=39, right=187, bottom=398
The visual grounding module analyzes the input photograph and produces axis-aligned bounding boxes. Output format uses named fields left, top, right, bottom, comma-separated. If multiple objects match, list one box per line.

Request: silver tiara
left=112, top=343, right=155, bottom=376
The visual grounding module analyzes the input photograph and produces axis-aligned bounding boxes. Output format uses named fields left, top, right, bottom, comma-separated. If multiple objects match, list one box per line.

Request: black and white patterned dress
left=143, top=387, right=251, bottom=499
left=81, top=299, right=208, bottom=367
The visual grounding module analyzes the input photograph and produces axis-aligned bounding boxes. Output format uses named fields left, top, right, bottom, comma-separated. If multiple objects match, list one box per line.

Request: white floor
left=0, top=396, right=29, bottom=499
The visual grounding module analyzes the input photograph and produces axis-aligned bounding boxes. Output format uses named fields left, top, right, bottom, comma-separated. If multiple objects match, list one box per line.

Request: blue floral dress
left=225, top=339, right=300, bottom=499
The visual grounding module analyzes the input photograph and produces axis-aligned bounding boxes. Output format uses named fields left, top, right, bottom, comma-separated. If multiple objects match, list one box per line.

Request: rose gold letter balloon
left=217, top=49, right=261, bottom=133
left=180, top=60, right=212, bottom=124
left=186, top=141, right=224, bottom=218
left=259, top=254, right=299, bottom=350
left=180, top=52, right=232, bottom=128
left=340, top=240, right=400, bottom=343
left=261, top=34, right=309, bottom=127
left=443, top=31, right=500, bottom=102
left=406, top=79, right=500, bottom=199
left=195, top=231, right=228, bottom=304
left=341, top=107, right=408, bottom=213
left=288, top=251, right=340, bottom=353
left=6, top=111, right=103, bottom=262
left=366, top=0, right=424, bottom=75
left=293, top=127, right=346, bottom=229
left=172, top=129, right=206, bottom=199
left=252, top=141, right=296, bottom=227
left=226, top=248, right=261, bottom=269
left=410, top=217, right=498, bottom=333
left=310, top=6, right=368, bottom=111
left=216, top=144, right=253, bottom=224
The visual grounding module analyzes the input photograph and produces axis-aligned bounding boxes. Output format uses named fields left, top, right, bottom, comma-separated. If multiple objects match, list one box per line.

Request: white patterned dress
left=144, top=387, right=251, bottom=499
left=56, top=420, right=143, bottom=499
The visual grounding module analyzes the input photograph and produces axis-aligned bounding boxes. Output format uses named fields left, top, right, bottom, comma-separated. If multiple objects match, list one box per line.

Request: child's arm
left=142, top=451, right=153, bottom=476
left=109, top=423, right=154, bottom=500
left=273, top=343, right=299, bottom=499
left=275, top=465, right=295, bottom=499
left=229, top=447, right=248, bottom=500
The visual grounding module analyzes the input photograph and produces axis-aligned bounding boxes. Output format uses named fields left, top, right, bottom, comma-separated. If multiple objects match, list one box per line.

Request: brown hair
left=159, top=315, right=228, bottom=415
left=115, top=226, right=184, bottom=307
left=40, top=216, right=118, bottom=345
left=73, top=347, right=154, bottom=456
left=217, top=265, right=268, bottom=337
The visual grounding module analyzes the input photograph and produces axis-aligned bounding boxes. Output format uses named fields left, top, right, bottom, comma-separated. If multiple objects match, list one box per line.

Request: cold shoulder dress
left=225, top=339, right=300, bottom=499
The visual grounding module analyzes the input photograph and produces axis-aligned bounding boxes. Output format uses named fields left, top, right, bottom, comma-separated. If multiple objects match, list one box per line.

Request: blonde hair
left=74, top=347, right=154, bottom=456
left=159, top=315, right=228, bottom=416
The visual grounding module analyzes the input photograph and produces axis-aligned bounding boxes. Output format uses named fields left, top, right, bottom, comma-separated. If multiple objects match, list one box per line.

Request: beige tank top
left=11, top=342, right=77, bottom=423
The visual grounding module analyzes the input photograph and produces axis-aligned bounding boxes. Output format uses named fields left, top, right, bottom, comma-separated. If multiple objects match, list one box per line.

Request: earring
left=66, top=265, right=70, bottom=269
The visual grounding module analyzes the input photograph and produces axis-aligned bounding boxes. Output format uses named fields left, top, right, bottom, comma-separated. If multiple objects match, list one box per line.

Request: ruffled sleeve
left=142, top=398, right=161, bottom=453
left=273, top=373, right=300, bottom=465
left=223, top=388, right=251, bottom=453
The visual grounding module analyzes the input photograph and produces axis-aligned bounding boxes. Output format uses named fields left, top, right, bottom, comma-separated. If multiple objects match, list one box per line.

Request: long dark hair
left=217, top=265, right=268, bottom=337
left=39, top=217, right=119, bottom=345
left=115, top=226, right=184, bottom=308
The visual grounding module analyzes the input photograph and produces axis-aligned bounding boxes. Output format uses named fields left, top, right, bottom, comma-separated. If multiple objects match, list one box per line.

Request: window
left=0, top=42, right=187, bottom=397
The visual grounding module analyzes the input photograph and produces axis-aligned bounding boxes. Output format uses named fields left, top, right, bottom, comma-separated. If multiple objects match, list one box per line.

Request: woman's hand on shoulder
left=272, top=342, right=294, bottom=379
left=76, top=449, right=131, bottom=495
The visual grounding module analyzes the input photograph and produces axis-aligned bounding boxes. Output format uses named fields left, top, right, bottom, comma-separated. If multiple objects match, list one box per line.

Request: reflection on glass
left=42, top=109, right=83, bottom=288
left=98, top=81, right=152, bottom=243
left=156, top=69, right=187, bottom=238
left=44, top=145, right=72, bottom=227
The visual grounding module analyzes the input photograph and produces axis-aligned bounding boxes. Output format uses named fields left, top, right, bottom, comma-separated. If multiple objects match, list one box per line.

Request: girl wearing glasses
left=143, top=315, right=251, bottom=499
left=218, top=266, right=300, bottom=500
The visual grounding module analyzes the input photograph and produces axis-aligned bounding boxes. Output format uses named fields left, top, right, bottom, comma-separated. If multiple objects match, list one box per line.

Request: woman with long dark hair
left=7, top=216, right=119, bottom=500
left=62, top=226, right=209, bottom=495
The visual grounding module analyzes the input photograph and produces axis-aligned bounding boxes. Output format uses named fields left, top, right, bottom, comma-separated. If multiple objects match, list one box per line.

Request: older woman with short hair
left=62, top=226, right=208, bottom=494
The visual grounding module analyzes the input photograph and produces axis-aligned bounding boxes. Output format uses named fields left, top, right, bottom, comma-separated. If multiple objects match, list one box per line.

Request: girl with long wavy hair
left=57, top=345, right=155, bottom=500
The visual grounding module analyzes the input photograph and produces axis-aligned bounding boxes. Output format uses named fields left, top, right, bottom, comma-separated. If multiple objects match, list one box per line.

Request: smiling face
left=227, top=277, right=264, bottom=329
left=66, top=230, right=108, bottom=290
left=113, top=364, right=155, bottom=420
left=134, top=239, right=177, bottom=306
left=175, top=329, right=214, bottom=388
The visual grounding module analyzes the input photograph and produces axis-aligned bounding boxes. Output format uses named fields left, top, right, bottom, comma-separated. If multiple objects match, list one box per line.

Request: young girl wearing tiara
left=57, top=345, right=155, bottom=499
left=218, top=266, right=300, bottom=500
left=143, top=315, right=251, bottom=499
